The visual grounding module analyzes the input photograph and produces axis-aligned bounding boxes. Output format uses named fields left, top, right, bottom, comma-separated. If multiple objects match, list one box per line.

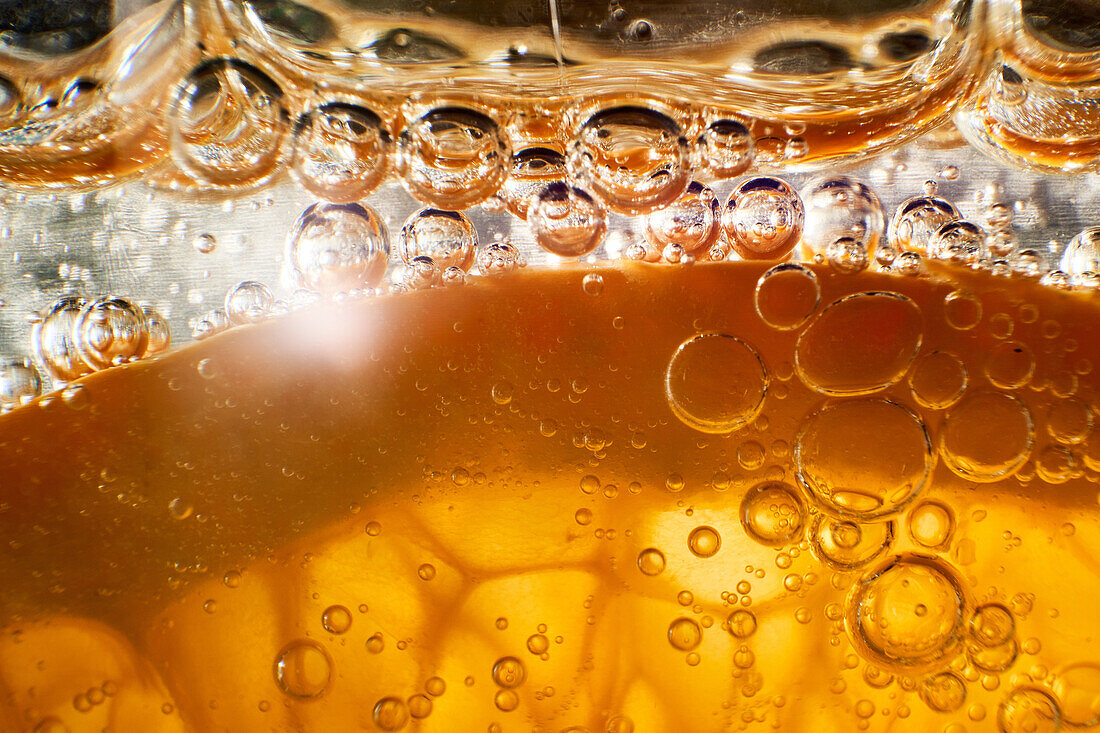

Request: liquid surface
left=2, top=263, right=1099, bottom=732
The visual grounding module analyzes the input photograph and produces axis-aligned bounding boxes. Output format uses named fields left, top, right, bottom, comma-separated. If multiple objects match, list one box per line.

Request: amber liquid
left=1, top=262, right=1098, bottom=732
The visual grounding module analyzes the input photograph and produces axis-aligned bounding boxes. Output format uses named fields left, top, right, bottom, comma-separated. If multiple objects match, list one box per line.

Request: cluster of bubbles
left=145, top=55, right=1100, bottom=277
left=0, top=296, right=170, bottom=411
left=645, top=240, right=1095, bottom=725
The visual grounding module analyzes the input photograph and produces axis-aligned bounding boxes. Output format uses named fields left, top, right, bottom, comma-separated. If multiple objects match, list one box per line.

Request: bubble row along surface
left=3, top=165, right=1100, bottom=408
left=0, top=0, right=1099, bottom=191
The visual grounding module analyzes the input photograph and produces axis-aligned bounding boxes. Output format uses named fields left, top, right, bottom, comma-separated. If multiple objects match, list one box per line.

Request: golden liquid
left=2, top=262, right=1098, bottom=732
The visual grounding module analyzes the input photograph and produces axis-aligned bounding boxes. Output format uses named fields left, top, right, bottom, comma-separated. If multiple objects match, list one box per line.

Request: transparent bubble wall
left=0, top=0, right=1099, bottom=388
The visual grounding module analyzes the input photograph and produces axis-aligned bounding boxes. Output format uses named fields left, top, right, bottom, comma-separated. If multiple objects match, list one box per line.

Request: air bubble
left=476, top=241, right=522, bottom=276
left=74, top=296, right=149, bottom=370
left=408, top=694, right=432, bottom=719
left=1047, top=398, right=1092, bottom=444
left=568, top=106, right=690, bottom=214
left=688, top=525, right=721, bottom=557
left=754, top=263, right=820, bottom=331
left=800, top=176, right=884, bottom=259
left=943, top=291, right=982, bottom=330
left=795, top=399, right=932, bottom=520
left=985, top=341, right=1035, bottom=389
left=224, top=281, right=274, bottom=325
left=167, top=58, right=288, bottom=188
left=666, top=333, right=769, bottom=433
left=1060, top=227, right=1100, bottom=288
left=273, top=639, right=332, bottom=698
left=286, top=203, right=390, bottom=293
left=1052, top=663, right=1100, bottom=727
left=796, top=292, right=922, bottom=396
left=494, top=689, right=520, bottom=712
left=668, top=617, right=702, bottom=650
left=492, top=656, right=526, bottom=688
left=373, top=696, right=410, bottom=730
left=909, top=351, right=967, bottom=409
left=845, top=554, right=968, bottom=671
left=644, top=181, right=721, bottom=255
left=907, top=501, right=955, bottom=549
left=527, top=633, right=550, bottom=654
left=0, top=359, right=42, bottom=409
left=739, top=481, right=805, bottom=547
left=529, top=182, right=608, bottom=258
left=637, top=548, right=666, bottom=576
left=402, top=256, right=442, bottom=289
left=698, top=119, right=754, bottom=179
left=930, top=221, right=986, bottom=265
left=582, top=273, right=605, bottom=296
left=970, top=603, right=1014, bottom=647
left=825, top=238, right=869, bottom=274
left=396, top=106, right=511, bottom=209
left=291, top=102, right=391, bottom=203
left=888, top=195, right=960, bottom=253
left=193, top=232, right=216, bottom=253
left=723, top=176, right=804, bottom=260
left=997, top=687, right=1061, bottom=733
left=501, top=146, right=566, bottom=220
left=728, top=609, right=757, bottom=638
left=400, top=208, right=477, bottom=271
left=920, top=671, right=967, bottom=713
left=321, top=605, right=352, bottom=634
left=809, top=515, right=895, bottom=570
left=142, top=306, right=171, bottom=355
left=184, top=302, right=228, bottom=340
left=941, top=391, right=1033, bottom=482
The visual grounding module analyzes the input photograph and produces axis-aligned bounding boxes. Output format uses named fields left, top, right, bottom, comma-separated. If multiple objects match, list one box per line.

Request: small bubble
left=168, top=497, right=193, bottom=520
left=921, top=671, right=967, bottom=713
left=698, top=119, right=754, bottom=178
left=425, top=677, right=446, bottom=696
left=273, top=640, right=332, bottom=698
left=291, top=102, right=391, bottom=203
left=417, top=563, right=437, bottom=581
left=492, top=656, right=526, bottom=688
left=637, top=548, right=667, bottom=576
left=723, top=176, right=805, bottom=260
left=527, top=633, right=550, bottom=654
left=970, top=603, right=1015, bottom=647
left=688, top=525, right=721, bottom=557
left=666, top=333, right=769, bottom=433
left=494, top=688, right=520, bottom=712
left=739, top=481, right=805, bottom=547
left=396, top=106, right=510, bottom=209
left=322, top=605, right=352, bottom=634
left=644, top=181, right=722, bottom=255
left=568, top=106, right=689, bottom=215
left=286, top=203, right=390, bottom=293
left=668, top=617, right=702, bottom=650
left=366, top=633, right=385, bottom=654
left=224, top=280, right=274, bottom=325
left=491, top=381, right=514, bottom=405
left=997, top=687, right=1061, bottom=733
left=408, top=693, right=433, bottom=719
left=373, top=696, right=410, bottom=731
left=193, top=232, right=217, bottom=253
left=365, top=521, right=382, bottom=536
left=582, top=273, right=605, bottom=296
left=907, top=501, right=955, bottom=549
left=400, top=208, right=477, bottom=271
left=530, top=183, right=608, bottom=258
